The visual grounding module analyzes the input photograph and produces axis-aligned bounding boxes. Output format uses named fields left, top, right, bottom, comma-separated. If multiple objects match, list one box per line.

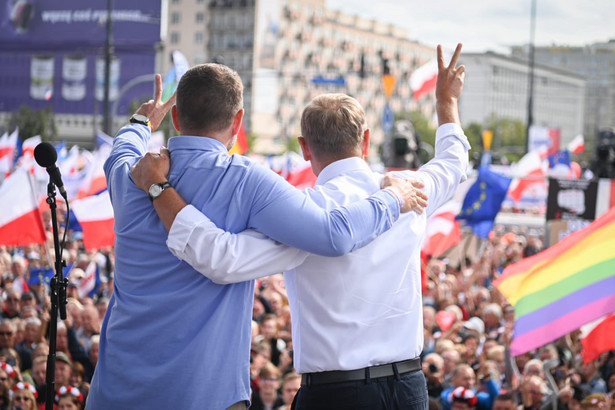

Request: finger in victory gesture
left=436, top=43, right=465, bottom=102
left=135, top=74, right=177, bottom=131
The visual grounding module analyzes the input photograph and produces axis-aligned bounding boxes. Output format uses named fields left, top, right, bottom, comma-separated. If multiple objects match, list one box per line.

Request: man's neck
left=181, top=129, right=234, bottom=151
left=311, top=154, right=362, bottom=176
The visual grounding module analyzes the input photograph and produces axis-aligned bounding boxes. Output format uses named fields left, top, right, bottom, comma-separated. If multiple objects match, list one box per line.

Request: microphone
left=34, top=142, right=67, bottom=198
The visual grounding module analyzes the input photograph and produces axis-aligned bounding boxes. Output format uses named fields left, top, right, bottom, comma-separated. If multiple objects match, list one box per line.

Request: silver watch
left=148, top=181, right=172, bottom=201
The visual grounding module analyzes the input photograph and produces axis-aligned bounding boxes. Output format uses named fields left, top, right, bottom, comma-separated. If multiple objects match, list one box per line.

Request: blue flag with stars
left=457, top=166, right=512, bottom=238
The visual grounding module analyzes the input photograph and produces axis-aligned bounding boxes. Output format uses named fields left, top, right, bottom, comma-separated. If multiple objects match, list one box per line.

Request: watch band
left=148, top=181, right=172, bottom=201
left=129, top=114, right=152, bottom=130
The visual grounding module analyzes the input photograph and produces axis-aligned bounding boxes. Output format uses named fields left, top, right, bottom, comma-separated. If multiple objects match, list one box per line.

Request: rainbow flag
left=494, top=207, right=615, bottom=356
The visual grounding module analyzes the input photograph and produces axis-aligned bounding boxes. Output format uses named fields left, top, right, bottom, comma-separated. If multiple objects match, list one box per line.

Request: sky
left=327, top=0, right=614, bottom=54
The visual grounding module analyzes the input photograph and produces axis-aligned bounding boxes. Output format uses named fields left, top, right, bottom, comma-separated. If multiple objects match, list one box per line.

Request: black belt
left=301, top=357, right=421, bottom=386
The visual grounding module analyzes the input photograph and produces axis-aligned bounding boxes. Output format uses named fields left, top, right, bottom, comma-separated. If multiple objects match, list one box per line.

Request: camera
left=428, top=363, right=439, bottom=373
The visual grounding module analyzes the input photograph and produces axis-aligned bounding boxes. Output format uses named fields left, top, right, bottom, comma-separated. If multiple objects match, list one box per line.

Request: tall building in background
left=0, top=0, right=162, bottom=147
left=460, top=52, right=585, bottom=149
left=164, top=0, right=434, bottom=153
left=511, top=40, right=615, bottom=151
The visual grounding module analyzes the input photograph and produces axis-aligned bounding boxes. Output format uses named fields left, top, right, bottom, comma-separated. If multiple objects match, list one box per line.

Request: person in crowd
left=440, top=364, right=499, bottom=410
left=88, top=60, right=423, bottom=409
left=424, top=353, right=446, bottom=398
left=278, top=372, right=301, bottom=410
left=2, top=290, right=21, bottom=320
left=75, top=306, right=99, bottom=356
left=54, top=352, right=72, bottom=389
left=578, top=361, right=607, bottom=394
left=131, top=43, right=468, bottom=410
left=449, top=386, right=477, bottom=410
left=7, top=382, right=37, bottom=410
left=55, top=386, right=85, bottom=410
left=520, top=375, right=550, bottom=410
left=250, top=362, right=284, bottom=410
left=254, top=314, right=285, bottom=367
left=492, top=393, right=517, bottom=410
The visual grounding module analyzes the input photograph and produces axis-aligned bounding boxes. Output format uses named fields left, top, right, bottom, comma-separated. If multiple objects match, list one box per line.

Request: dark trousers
left=292, top=369, right=428, bottom=410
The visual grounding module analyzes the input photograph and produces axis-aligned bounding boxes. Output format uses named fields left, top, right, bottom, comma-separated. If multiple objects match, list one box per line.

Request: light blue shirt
left=87, top=124, right=401, bottom=409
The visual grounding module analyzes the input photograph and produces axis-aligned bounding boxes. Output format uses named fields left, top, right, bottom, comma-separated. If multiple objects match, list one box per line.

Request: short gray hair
left=300, top=93, right=366, bottom=161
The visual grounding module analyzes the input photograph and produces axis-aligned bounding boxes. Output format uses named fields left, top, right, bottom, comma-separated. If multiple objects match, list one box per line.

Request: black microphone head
left=34, top=142, right=57, bottom=168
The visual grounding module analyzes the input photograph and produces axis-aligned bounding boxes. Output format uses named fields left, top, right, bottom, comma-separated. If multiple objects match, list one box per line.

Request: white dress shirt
left=167, top=123, right=470, bottom=373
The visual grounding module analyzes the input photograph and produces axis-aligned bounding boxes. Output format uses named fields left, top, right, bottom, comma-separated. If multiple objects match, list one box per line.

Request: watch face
left=149, top=184, right=163, bottom=198
left=132, top=114, right=149, bottom=123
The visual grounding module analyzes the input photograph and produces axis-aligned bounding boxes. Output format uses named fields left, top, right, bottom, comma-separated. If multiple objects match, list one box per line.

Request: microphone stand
left=43, top=181, right=68, bottom=410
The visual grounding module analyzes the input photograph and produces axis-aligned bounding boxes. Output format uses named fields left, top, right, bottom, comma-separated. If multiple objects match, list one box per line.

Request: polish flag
left=0, top=168, right=46, bottom=246
left=15, top=136, right=42, bottom=174
left=0, top=129, right=19, bottom=176
left=286, top=163, right=317, bottom=189
left=77, top=144, right=111, bottom=199
left=77, top=260, right=98, bottom=299
left=410, top=59, right=438, bottom=101
left=567, top=134, right=584, bottom=155
left=580, top=314, right=615, bottom=363
left=422, top=200, right=462, bottom=257
left=507, top=150, right=547, bottom=202
left=71, top=191, right=115, bottom=251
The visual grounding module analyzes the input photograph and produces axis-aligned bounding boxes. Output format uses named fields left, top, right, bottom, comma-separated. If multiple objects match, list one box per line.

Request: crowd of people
left=0, top=54, right=613, bottom=409
left=0, top=214, right=613, bottom=409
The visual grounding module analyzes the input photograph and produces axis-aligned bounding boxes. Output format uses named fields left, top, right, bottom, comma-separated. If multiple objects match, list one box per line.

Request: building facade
left=459, top=52, right=585, bottom=147
left=511, top=40, right=615, bottom=146
left=164, top=0, right=435, bottom=153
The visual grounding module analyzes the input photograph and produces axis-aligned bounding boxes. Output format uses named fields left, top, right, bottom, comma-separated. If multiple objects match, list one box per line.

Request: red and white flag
left=0, top=129, right=19, bottom=176
left=567, top=134, right=585, bottom=155
left=0, top=168, right=46, bottom=246
left=410, top=59, right=438, bottom=101
left=77, top=144, right=111, bottom=199
left=580, top=314, right=615, bottom=363
left=71, top=190, right=115, bottom=251
left=286, top=162, right=317, bottom=189
left=77, top=260, right=98, bottom=299
left=422, top=200, right=462, bottom=257
left=507, top=150, right=547, bottom=202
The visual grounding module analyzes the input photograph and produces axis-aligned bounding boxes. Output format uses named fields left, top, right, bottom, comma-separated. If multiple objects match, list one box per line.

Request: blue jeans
left=293, top=370, right=428, bottom=410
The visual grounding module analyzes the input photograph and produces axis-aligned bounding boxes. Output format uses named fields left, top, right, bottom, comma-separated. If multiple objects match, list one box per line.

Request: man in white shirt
left=132, top=43, right=469, bottom=409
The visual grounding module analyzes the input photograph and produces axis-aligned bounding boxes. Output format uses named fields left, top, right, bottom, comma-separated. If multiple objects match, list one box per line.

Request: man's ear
left=231, top=109, right=244, bottom=136
left=298, top=136, right=311, bottom=161
left=362, top=128, right=370, bottom=158
left=171, top=105, right=180, bottom=132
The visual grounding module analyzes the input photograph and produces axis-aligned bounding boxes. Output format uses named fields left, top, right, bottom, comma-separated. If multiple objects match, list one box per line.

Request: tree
left=7, top=105, right=57, bottom=141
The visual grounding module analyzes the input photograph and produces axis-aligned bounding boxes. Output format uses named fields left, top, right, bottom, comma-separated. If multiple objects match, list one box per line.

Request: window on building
left=171, top=12, right=181, bottom=24
left=196, top=12, right=204, bottom=24
left=170, top=32, right=180, bottom=44
left=195, top=32, right=204, bottom=44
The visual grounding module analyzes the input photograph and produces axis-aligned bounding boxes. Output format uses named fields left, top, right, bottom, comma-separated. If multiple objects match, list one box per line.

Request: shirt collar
left=316, top=157, right=371, bottom=186
left=167, top=135, right=228, bottom=153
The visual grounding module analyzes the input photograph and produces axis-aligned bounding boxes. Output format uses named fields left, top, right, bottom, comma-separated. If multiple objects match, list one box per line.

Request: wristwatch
left=129, top=113, right=152, bottom=129
left=148, top=181, right=172, bottom=201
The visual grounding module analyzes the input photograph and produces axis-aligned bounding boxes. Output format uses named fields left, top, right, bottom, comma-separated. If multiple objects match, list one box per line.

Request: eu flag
left=457, top=166, right=512, bottom=238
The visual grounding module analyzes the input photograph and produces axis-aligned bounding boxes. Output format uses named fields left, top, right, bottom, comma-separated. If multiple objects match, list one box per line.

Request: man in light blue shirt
left=87, top=64, right=423, bottom=409
left=130, top=44, right=470, bottom=410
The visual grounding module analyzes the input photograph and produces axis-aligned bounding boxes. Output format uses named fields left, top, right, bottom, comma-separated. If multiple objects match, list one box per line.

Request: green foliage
left=395, top=110, right=436, bottom=148
left=286, top=135, right=301, bottom=154
left=246, top=131, right=258, bottom=154
left=7, top=105, right=57, bottom=141
left=483, top=114, right=527, bottom=163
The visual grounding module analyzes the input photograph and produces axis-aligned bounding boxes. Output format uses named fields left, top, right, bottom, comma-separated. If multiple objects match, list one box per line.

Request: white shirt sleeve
left=396, top=123, right=470, bottom=217
left=167, top=205, right=309, bottom=284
